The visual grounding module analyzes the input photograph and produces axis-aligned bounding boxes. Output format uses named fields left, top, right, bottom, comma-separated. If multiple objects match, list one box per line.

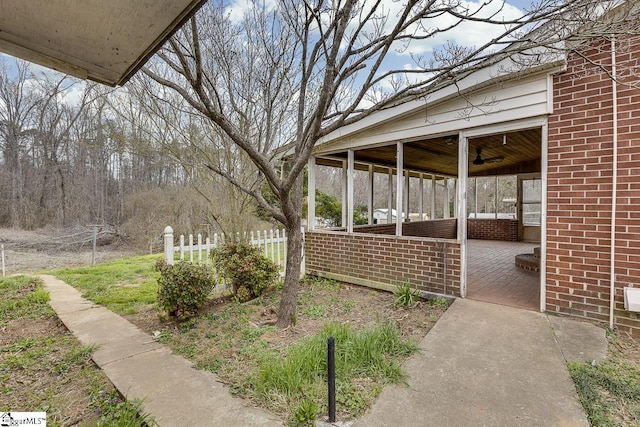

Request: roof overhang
left=0, top=0, right=206, bottom=86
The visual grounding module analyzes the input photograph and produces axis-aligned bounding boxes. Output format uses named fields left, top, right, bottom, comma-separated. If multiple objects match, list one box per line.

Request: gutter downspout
left=609, top=37, right=618, bottom=330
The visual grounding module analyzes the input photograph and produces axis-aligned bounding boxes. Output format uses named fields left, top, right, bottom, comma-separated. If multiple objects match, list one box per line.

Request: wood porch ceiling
left=316, top=128, right=541, bottom=178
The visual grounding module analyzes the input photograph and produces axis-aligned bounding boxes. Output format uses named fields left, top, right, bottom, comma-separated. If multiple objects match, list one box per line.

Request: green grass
left=569, top=334, right=640, bottom=427
left=0, top=275, right=51, bottom=325
left=0, top=275, right=155, bottom=426
left=256, top=321, right=418, bottom=422
left=45, top=254, right=162, bottom=315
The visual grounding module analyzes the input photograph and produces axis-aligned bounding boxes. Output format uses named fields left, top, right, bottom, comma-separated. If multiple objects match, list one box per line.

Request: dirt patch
left=125, top=281, right=445, bottom=350
left=2, top=318, right=112, bottom=425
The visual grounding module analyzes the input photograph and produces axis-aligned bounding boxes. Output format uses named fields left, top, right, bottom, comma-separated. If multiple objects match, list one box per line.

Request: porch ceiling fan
left=472, top=147, right=504, bottom=165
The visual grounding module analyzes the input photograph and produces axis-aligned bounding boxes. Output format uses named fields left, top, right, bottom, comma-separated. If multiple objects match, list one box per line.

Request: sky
left=0, top=0, right=538, bottom=105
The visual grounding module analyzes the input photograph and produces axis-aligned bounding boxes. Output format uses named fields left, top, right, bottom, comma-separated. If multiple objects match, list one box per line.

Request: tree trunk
left=276, top=220, right=303, bottom=328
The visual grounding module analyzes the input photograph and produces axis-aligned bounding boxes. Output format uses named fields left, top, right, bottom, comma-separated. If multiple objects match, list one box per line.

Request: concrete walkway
left=355, top=298, right=607, bottom=427
left=39, top=275, right=282, bottom=427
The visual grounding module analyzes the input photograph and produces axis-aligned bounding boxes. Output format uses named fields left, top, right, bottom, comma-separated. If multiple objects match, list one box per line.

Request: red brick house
left=304, top=28, right=640, bottom=335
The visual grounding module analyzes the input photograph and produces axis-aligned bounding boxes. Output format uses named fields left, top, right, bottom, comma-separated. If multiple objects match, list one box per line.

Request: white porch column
left=458, top=133, right=469, bottom=298
left=396, top=142, right=404, bottom=236
left=368, top=164, right=374, bottom=225
left=347, top=150, right=355, bottom=233
left=404, top=170, right=410, bottom=222
left=387, top=168, right=393, bottom=224
left=307, top=156, right=316, bottom=231
left=431, top=175, right=436, bottom=219
left=341, top=160, right=347, bottom=227
left=419, top=174, right=424, bottom=220
left=540, top=122, right=549, bottom=312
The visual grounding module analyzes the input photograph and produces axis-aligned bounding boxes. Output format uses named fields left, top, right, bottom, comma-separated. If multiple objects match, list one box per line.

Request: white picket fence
left=163, top=226, right=287, bottom=272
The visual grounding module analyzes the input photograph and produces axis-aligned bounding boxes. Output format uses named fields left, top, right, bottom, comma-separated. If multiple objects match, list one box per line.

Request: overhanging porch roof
left=0, top=0, right=206, bottom=86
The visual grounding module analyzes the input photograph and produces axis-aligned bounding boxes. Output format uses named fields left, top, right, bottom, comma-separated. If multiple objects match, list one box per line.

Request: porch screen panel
left=522, top=178, right=542, bottom=226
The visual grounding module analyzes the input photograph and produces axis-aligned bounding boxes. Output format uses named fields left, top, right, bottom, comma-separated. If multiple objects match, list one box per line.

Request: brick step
left=515, top=253, right=540, bottom=272
left=533, top=247, right=541, bottom=259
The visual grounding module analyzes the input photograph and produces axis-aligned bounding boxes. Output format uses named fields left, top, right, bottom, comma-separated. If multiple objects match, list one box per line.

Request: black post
left=328, top=336, right=336, bottom=422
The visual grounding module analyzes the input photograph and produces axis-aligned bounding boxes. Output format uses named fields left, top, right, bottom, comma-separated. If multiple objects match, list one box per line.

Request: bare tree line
left=0, top=60, right=194, bottom=235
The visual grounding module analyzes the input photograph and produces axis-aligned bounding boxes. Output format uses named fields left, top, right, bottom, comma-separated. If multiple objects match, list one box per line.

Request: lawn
left=569, top=332, right=640, bottom=426
left=44, top=254, right=162, bottom=315
left=0, top=275, right=154, bottom=426
left=46, top=255, right=447, bottom=425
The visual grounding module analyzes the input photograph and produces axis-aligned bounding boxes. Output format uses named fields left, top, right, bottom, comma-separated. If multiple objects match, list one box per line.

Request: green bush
left=212, top=243, right=279, bottom=299
left=154, top=259, right=214, bottom=320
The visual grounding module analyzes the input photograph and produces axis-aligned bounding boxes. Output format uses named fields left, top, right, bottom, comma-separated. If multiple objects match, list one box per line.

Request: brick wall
left=305, top=231, right=461, bottom=297
left=467, top=219, right=518, bottom=241
left=337, top=219, right=458, bottom=239
left=404, top=219, right=457, bottom=239
left=547, top=36, right=640, bottom=335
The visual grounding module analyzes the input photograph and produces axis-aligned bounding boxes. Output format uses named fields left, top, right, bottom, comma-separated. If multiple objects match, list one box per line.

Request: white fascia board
left=318, top=53, right=564, bottom=149
left=316, top=105, right=550, bottom=157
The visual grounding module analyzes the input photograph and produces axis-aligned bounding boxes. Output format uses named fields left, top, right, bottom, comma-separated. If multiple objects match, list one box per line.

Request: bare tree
left=124, top=84, right=264, bottom=237
left=0, top=60, right=39, bottom=227
left=141, top=0, right=637, bottom=327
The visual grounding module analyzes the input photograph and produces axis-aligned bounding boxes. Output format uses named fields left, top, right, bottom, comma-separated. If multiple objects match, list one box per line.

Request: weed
left=242, top=325, right=267, bottom=343
left=196, top=357, right=223, bottom=373
left=90, top=389, right=156, bottom=426
left=341, top=300, right=357, bottom=313
left=428, top=297, right=449, bottom=308
left=394, top=282, right=419, bottom=308
left=292, top=399, right=319, bottom=426
left=0, top=276, right=51, bottom=322
left=301, top=303, right=327, bottom=318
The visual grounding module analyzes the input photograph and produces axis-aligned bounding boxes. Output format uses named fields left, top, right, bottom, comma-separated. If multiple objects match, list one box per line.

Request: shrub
left=212, top=243, right=279, bottom=299
left=235, top=286, right=251, bottom=303
left=155, top=259, right=214, bottom=319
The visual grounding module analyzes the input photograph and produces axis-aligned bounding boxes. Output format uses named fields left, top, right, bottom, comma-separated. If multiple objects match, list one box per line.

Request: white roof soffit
left=0, top=0, right=206, bottom=86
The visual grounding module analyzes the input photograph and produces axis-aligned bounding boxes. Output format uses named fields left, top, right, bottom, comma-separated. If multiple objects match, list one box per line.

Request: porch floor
left=466, top=239, right=540, bottom=311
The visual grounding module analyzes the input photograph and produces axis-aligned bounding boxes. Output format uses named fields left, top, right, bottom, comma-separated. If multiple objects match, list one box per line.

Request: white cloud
left=58, top=81, right=87, bottom=107
left=346, top=0, right=524, bottom=57
left=224, top=0, right=278, bottom=24
left=414, top=1, right=523, bottom=54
